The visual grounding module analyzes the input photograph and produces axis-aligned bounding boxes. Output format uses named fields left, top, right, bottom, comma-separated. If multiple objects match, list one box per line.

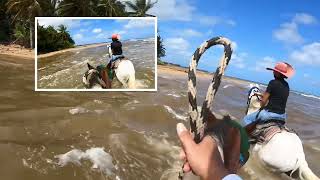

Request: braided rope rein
left=188, top=36, right=233, bottom=143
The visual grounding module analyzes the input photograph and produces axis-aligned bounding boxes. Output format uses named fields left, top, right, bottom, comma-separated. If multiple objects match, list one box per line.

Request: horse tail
left=298, top=159, right=319, bottom=180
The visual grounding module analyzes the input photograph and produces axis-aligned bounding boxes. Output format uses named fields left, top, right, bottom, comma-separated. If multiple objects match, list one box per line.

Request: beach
left=0, top=44, right=34, bottom=59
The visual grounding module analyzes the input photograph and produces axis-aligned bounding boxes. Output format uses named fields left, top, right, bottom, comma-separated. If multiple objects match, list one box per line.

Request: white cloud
left=73, top=33, right=83, bottom=40
left=289, top=42, right=320, bottom=66
left=197, top=15, right=236, bottom=27
left=80, top=28, right=89, bottom=32
left=38, top=19, right=81, bottom=29
left=231, top=52, right=247, bottom=69
left=165, top=37, right=190, bottom=55
left=273, top=22, right=303, bottom=44
left=124, top=19, right=154, bottom=29
left=273, top=13, right=317, bottom=45
left=293, top=13, right=317, bottom=25
left=147, top=0, right=194, bottom=21
left=92, top=28, right=102, bottom=33
left=251, top=56, right=276, bottom=72
left=182, top=29, right=202, bottom=37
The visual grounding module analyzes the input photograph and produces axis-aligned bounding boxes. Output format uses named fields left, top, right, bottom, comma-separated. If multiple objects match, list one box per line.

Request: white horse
left=246, top=84, right=319, bottom=180
left=107, top=45, right=136, bottom=89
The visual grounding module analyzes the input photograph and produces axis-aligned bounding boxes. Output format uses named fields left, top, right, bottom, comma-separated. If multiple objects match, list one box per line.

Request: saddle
left=249, top=119, right=296, bottom=144
left=109, top=56, right=126, bottom=69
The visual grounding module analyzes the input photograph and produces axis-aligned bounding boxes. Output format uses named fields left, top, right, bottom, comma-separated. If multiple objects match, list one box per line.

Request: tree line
left=0, top=0, right=165, bottom=58
left=37, top=24, right=75, bottom=54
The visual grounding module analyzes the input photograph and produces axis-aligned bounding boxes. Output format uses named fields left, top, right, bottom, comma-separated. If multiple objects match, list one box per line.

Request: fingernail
left=177, top=123, right=187, bottom=135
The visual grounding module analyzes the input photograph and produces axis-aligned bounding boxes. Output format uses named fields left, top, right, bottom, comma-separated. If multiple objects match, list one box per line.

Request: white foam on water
left=55, top=147, right=114, bottom=175
left=223, top=84, right=234, bottom=89
left=93, top=99, right=103, bottom=104
left=69, top=107, right=89, bottom=115
left=164, top=105, right=187, bottom=121
left=167, top=93, right=181, bottom=98
left=299, top=93, right=320, bottom=100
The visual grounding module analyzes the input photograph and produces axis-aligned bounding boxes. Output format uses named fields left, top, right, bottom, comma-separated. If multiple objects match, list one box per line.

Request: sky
left=38, top=18, right=155, bottom=45
left=143, top=0, right=320, bottom=96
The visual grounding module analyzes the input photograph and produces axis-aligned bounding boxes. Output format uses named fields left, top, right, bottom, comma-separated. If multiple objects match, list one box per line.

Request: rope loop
left=188, top=36, right=233, bottom=143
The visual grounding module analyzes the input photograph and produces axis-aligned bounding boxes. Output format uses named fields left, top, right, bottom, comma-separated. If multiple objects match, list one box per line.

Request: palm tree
left=125, top=0, right=157, bottom=17
left=57, top=0, right=97, bottom=16
left=6, top=0, right=45, bottom=48
left=157, top=31, right=165, bottom=58
left=97, top=0, right=127, bottom=16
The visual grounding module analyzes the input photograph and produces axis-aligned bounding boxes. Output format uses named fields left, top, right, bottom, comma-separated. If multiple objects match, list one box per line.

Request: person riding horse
left=107, top=34, right=125, bottom=69
left=242, top=62, right=295, bottom=132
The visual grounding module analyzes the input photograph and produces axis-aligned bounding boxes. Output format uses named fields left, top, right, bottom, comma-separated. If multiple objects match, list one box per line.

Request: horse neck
left=247, top=97, right=261, bottom=115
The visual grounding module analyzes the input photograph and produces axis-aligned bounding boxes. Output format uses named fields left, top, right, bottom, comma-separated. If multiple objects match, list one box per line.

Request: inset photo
left=35, top=17, right=157, bottom=91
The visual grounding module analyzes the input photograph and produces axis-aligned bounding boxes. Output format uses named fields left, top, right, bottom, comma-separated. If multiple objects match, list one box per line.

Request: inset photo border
left=35, top=17, right=157, bottom=91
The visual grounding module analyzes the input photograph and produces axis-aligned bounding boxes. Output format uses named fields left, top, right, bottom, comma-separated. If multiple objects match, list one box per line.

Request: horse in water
left=82, top=61, right=135, bottom=89
left=245, top=84, right=319, bottom=180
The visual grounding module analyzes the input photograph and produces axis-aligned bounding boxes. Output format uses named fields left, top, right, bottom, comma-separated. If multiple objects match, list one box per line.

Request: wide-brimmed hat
left=266, top=62, right=295, bottom=78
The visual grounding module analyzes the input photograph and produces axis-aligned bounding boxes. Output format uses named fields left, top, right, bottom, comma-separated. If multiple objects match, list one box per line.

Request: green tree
left=6, top=0, right=50, bottom=48
left=0, top=0, right=12, bottom=42
left=157, top=32, right=165, bottom=59
left=97, top=0, right=127, bottom=16
left=57, top=0, right=98, bottom=16
left=125, top=0, right=157, bottom=17
left=13, top=22, right=29, bottom=46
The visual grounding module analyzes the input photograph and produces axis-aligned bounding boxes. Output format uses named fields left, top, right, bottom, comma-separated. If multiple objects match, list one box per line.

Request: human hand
left=177, top=123, right=229, bottom=180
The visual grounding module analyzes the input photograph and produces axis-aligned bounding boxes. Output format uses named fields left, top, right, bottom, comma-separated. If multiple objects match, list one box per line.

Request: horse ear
left=87, top=63, right=94, bottom=70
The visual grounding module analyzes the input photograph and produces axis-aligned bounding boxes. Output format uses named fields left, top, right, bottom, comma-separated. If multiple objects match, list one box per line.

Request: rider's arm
left=260, top=92, right=270, bottom=108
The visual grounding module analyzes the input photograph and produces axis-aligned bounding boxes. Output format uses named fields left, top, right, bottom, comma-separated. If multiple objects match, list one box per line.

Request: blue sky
left=144, top=0, right=320, bottom=96
left=38, top=18, right=155, bottom=45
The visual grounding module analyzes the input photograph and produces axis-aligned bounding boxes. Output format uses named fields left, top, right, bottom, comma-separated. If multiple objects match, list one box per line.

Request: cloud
left=182, top=29, right=202, bottom=37
left=231, top=52, right=247, bottom=69
left=197, top=15, right=236, bottom=27
left=293, top=13, right=317, bottom=25
left=273, top=13, right=317, bottom=45
left=146, top=0, right=194, bottom=21
left=38, top=19, right=81, bottom=29
left=73, top=33, right=83, bottom=40
left=289, top=42, right=320, bottom=66
left=273, top=22, right=303, bottom=44
left=251, top=56, right=276, bottom=72
left=165, top=37, right=190, bottom=55
left=124, top=19, right=154, bottom=29
left=92, top=28, right=102, bottom=33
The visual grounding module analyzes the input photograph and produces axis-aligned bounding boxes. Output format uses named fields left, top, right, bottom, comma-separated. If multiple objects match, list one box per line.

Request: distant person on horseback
left=108, top=34, right=124, bottom=68
left=242, top=62, right=295, bottom=127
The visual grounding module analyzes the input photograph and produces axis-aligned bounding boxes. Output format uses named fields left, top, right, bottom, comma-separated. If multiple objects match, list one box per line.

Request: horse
left=82, top=63, right=106, bottom=89
left=82, top=55, right=136, bottom=89
left=106, top=45, right=136, bottom=89
left=245, top=84, right=319, bottom=180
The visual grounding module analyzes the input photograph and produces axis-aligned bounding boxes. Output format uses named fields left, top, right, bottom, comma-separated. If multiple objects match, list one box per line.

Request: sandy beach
left=0, top=44, right=34, bottom=59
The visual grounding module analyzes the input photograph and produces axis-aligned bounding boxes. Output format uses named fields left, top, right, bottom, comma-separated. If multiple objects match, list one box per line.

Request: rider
left=108, top=33, right=124, bottom=68
left=242, top=62, right=294, bottom=127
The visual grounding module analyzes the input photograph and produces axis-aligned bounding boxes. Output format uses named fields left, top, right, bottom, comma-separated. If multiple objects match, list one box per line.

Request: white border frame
left=35, top=17, right=157, bottom=92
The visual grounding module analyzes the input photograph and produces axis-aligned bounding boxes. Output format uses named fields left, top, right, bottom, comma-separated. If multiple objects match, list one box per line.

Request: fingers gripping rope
left=188, top=36, right=233, bottom=143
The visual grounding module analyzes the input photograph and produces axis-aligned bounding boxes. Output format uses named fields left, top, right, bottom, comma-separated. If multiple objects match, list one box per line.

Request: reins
left=179, top=36, right=233, bottom=179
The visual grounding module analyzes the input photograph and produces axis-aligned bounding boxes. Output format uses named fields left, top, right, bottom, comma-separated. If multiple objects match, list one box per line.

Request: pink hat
left=266, top=62, right=295, bottom=78
left=111, top=34, right=120, bottom=40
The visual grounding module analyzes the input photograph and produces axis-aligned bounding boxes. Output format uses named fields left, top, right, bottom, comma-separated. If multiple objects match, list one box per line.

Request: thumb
left=177, top=123, right=196, bottom=151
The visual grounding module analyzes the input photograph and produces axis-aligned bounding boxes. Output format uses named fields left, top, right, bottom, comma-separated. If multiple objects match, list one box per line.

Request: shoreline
left=37, top=42, right=109, bottom=58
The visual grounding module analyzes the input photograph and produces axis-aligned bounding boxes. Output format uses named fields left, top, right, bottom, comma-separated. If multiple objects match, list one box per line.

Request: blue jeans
left=110, top=55, right=124, bottom=62
left=242, top=109, right=287, bottom=126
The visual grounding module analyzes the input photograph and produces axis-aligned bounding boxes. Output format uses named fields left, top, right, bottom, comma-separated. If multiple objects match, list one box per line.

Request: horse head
left=246, top=84, right=262, bottom=115
left=82, top=63, right=104, bottom=89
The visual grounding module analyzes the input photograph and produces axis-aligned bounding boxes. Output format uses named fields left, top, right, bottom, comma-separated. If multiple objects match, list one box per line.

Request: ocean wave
left=298, top=93, right=320, bottom=100
left=164, top=105, right=187, bottom=121
left=69, top=107, right=89, bottom=115
left=54, top=147, right=114, bottom=175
